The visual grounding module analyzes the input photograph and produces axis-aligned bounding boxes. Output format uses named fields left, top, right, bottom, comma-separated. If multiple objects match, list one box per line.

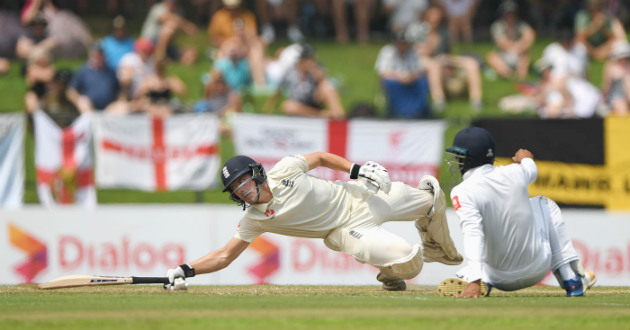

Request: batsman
left=164, top=152, right=462, bottom=290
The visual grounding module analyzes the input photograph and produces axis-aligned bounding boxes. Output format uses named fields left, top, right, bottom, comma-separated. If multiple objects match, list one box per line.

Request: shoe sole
left=437, top=278, right=489, bottom=297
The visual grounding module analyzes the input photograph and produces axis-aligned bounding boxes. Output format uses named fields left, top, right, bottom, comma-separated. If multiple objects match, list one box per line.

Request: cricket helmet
left=445, top=127, right=496, bottom=173
left=221, top=155, right=267, bottom=208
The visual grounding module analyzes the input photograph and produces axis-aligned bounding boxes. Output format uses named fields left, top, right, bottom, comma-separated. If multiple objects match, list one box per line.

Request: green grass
left=0, top=285, right=628, bottom=330
left=0, top=29, right=607, bottom=204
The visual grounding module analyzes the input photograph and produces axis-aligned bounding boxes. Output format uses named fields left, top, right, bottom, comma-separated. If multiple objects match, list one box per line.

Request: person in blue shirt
left=101, top=16, right=135, bottom=70
left=68, top=42, right=120, bottom=111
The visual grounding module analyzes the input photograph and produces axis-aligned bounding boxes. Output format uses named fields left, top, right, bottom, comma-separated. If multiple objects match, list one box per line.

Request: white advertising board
left=1, top=206, right=628, bottom=287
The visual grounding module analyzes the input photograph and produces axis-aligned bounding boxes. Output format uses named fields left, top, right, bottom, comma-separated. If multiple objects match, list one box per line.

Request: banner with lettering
left=230, top=113, right=446, bottom=185
left=94, top=113, right=221, bottom=191
left=0, top=114, right=25, bottom=209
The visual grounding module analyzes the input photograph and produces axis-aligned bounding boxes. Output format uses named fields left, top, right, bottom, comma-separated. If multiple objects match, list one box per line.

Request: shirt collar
left=463, top=164, right=494, bottom=180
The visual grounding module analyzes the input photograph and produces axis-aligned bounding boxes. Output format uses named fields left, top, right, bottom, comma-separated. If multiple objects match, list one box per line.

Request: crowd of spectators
left=0, top=0, right=629, bottom=127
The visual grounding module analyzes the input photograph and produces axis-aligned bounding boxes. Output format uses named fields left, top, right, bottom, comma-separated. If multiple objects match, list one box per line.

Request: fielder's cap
left=134, top=38, right=155, bottom=54
left=533, top=58, right=552, bottom=73
left=446, top=127, right=496, bottom=170
left=609, top=41, right=630, bottom=60
left=223, top=0, right=242, bottom=8
left=53, top=69, right=74, bottom=84
left=299, top=43, right=315, bottom=58
left=221, top=155, right=260, bottom=192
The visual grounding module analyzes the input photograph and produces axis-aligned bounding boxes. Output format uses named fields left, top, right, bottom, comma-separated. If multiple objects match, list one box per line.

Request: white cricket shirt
left=234, top=155, right=355, bottom=242
left=450, top=158, right=543, bottom=283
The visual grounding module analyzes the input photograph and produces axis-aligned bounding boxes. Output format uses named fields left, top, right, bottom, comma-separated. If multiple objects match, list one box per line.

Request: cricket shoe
left=437, top=278, right=491, bottom=297
left=376, top=272, right=407, bottom=291
left=563, top=276, right=584, bottom=297
left=583, top=269, right=597, bottom=291
left=422, top=242, right=463, bottom=265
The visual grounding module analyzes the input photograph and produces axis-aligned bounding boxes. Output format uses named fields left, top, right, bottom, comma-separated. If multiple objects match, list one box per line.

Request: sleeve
left=234, top=216, right=264, bottom=243
left=451, top=188, right=485, bottom=282
left=519, top=157, right=538, bottom=184
left=490, top=21, right=503, bottom=42
left=374, top=46, right=391, bottom=73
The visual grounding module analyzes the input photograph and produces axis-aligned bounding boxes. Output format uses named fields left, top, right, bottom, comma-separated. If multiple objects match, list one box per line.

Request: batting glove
left=164, top=264, right=195, bottom=291
left=350, top=161, right=392, bottom=194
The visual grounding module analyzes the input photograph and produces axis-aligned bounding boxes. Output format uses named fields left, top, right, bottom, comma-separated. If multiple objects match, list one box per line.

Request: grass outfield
left=1, top=285, right=628, bottom=330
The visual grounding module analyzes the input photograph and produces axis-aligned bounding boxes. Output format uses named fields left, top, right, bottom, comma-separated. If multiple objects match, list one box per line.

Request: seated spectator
left=574, top=0, right=627, bottom=61
left=257, top=0, right=304, bottom=43
left=212, top=38, right=253, bottom=94
left=264, top=43, right=302, bottom=89
left=486, top=0, right=535, bottom=79
left=208, top=0, right=266, bottom=87
left=438, top=0, right=478, bottom=44
left=16, top=13, right=56, bottom=72
left=134, top=58, right=187, bottom=117
left=67, top=42, right=120, bottom=112
left=375, top=31, right=430, bottom=119
left=541, top=27, right=589, bottom=80
left=602, top=41, right=630, bottom=116
left=25, top=69, right=85, bottom=128
left=413, top=6, right=483, bottom=112
left=266, top=45, right=345, bottom=118
left=382, top=0, right=429, bottom=34
left=140, top=0, right=198, bottom=65
left=117, top=38, right=156, bottom=101
left=21, top=0, right=92, bottom=59
left=101, top=16, right=135, bottom=70
left=534, top=59, right=603, bottom=119
left=195, top=73, right=242, bottom=115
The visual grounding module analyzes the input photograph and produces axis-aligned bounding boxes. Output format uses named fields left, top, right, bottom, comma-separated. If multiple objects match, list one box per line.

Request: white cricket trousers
left=323, top=182, right=434, bottom=278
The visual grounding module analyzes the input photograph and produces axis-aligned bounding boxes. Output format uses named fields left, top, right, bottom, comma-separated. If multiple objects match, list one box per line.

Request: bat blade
left=38, top=275, right=169, bottom=290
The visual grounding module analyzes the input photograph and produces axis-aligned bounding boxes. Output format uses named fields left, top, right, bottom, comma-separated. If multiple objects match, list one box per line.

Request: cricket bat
left=38, top=275, right=170, bottom=290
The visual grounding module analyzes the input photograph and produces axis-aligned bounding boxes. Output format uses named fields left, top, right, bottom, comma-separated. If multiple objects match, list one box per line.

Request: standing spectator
left=413, top=6, right=483, bottom=112
left=141, top=0, right=198, bottom=65
left=486, top=0, right=536, bottom=79
left=315, top=0, right=374, bottom=44
left=375, top=31, right=430, bottom=118
left=15, top=14, right=56, bottom=72
left=574, top=0, right=627, bottom=61
left=208, top=0, right=267, bottom=88
left=101, top=16, right=135, bottom=70
left=266, top=45, right=345, bottom=118
left=24, top=47, right=55, bottom=104
left=21, top=0, right=92, bottom=59
left=117, top=38, right=156, bottom=101
left=25, top=69, right=84, bottom=129
left=257, top=0, right=304, bottom=44
left=602, top=41, right=630, bottom=116
left=439, top=0, right=478, bottom=44
left=67, top=42, right=120, bottom=112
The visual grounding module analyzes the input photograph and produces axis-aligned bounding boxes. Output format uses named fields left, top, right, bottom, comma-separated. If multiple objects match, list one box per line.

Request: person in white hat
left=602, top=41, right=630, bottom=116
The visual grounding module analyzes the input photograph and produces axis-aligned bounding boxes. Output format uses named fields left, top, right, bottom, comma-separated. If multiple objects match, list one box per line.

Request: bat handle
left=131, top=276, right=170, bottom=284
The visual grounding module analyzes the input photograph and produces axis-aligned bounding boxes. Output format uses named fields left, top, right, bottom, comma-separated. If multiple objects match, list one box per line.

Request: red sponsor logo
left=9, top=223, right=47, bottom=284
left=58, top=236, right=185, bottom=271
left=265, top=209, right=275, bottom=217
left=452, top=196, right=461, bottom=211
left=247, top=236, right=280, bottom=284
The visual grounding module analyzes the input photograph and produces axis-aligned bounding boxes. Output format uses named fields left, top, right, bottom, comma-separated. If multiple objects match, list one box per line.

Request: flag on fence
left=33, top=110, right=96, bottom=207
left=94, top=113, right=221, bottom=191
left=0, top=114, right=25, bottom=208
left=230, top=113, right=446, bottom=184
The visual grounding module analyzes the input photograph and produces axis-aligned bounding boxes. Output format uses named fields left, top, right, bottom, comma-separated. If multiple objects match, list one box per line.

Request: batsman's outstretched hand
left=352, top=161, right=391, bottom=194
left=164, top=264, right=195, bottom=291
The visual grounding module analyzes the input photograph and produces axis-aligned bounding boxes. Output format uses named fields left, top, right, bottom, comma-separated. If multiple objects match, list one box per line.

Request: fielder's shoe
left=583, top=269, right=597, bottom=291
left=563, top=276, right=584, bottom=297
left=376, top=272, right=407, bottom=291
left=437, top=278, right=491, bottom=297
left=422, top=242, right=463, bottom=265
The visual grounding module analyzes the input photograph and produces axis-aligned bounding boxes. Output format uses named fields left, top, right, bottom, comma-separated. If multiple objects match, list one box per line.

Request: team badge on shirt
left=451, top=196, right=461, bottom=211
